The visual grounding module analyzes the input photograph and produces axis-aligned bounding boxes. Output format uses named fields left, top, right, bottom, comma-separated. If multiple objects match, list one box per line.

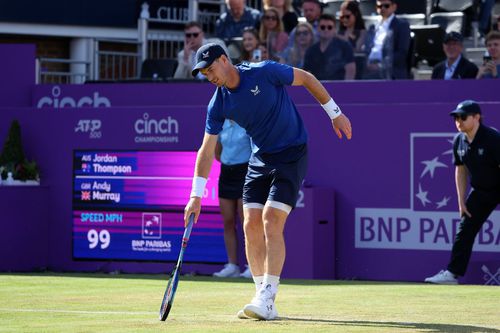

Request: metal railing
left=94, top=38, right=142, bottom=81
left=37, top=58, right=91, bottom=84
left=37, top=0, right=263, bottom=83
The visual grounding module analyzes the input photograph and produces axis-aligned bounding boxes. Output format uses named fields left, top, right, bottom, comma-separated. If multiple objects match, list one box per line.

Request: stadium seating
left=429, top=11, right=465, bottom=34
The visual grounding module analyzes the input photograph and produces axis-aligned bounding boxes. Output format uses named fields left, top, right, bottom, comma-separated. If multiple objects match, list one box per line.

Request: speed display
left=72, top=151, right=226, bottom=263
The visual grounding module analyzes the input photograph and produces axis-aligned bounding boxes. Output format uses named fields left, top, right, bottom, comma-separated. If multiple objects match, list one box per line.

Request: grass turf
left=0, top=273, right=499, bottom=333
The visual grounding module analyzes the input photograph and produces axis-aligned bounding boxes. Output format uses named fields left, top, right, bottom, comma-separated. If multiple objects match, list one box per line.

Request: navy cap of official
left=191, top=43, right=227, bottom=77
left=449, top=100, right=482, bottom=117
left=443, top=31, right=463, bottom=44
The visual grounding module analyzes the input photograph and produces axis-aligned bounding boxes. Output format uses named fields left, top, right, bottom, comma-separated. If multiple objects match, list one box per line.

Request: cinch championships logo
left=134, top=113, right=179, bottom=144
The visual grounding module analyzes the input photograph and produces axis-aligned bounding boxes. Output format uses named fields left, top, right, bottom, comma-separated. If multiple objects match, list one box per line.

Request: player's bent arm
left=292, top=67, right=352, bottom=139
left=291, top=68, right=331, bottom=104
left=184, top=133, right=218, bottom=225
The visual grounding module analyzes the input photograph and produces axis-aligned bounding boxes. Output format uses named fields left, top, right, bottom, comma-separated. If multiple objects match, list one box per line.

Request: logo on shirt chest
left=250, top=85, right=260, bottom=96
left=478, top=148, right=484, bottom=156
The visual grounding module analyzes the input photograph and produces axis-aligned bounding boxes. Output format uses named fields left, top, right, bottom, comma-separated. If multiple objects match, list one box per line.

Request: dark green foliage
left=0, top=120, right=39, bottom=181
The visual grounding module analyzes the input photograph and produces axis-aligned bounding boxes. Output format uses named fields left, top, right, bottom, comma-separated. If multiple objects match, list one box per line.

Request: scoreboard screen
left=72, top=150, right=226, bottom=263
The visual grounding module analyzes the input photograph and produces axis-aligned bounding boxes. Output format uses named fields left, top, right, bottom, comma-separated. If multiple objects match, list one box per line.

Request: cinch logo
left=134, top=113, right=178, bottom=135
left=36, top=86, right=111, bottom=108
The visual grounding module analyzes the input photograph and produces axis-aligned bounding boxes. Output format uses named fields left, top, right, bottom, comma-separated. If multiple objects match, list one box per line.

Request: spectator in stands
left=175, top=22, right=227, bottom=80
left=432, top=32, right=478, bottom=80
left=363, top=0, right=411, bottom=80
left=279, top=22, right=315, bottom=68
left=303, top=14, right=356, bottom=80
left=213, top=119, right=252, bottom=279
left=240, top=27, right=262, bottom=62
left=216, top=0, right=261, bottom=40
left=259, top=7, right=289, bottom=60
left=264, top=0, right=298, bottom=34
left=477, top=0, right=495, bottom=37
left=337, top=0, right=367, bottom=53
left=258, top=43, right=271, bottom=61
left=477, top=31, right=500, bottom=79
left=288, top=0, right=323, bottom=43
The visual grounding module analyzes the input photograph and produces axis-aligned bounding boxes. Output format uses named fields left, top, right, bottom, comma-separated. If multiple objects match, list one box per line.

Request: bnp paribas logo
left=411, top=133, right=456, bottom=212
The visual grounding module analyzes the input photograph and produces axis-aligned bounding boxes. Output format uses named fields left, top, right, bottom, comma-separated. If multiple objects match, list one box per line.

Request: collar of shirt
left=444, top=54, right=462, bottom=79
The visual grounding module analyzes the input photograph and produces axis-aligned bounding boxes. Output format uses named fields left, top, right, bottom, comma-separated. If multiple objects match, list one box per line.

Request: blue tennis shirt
left=205, top=61, right=308, bottom=155
left=219, top=119, right=252, bottom=165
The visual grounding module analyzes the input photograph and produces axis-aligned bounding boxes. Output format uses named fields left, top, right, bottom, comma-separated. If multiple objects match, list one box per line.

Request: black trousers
left=447, top=189, right=499, bottom=276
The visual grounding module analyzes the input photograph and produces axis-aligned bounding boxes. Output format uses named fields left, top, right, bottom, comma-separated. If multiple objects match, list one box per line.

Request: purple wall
left=1, top=44, right=499, bottom=284
left=0, top=44, right=35, bottom=107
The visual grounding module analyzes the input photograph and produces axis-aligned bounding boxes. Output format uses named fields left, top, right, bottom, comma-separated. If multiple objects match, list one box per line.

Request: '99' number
left=87, top=229, right=111, bottom=249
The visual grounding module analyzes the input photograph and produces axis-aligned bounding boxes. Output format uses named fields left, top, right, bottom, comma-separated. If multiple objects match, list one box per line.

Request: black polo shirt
left=453, top=124, right=500, bottom=194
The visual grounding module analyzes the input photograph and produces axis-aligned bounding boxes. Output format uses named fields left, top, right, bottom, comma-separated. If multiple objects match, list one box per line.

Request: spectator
left=263, top=0, right=298, bottom=33
left=337, top=0, right=367, bottom=53
left=240, top=27, right=261, bottom=62
left=477, top=31, right=500, bottom=79
left=279, top=22, right=315, bottom=68
left=259, top=7, right=289, bottom=60
left=425, top=100, right=500, bottom=285
left=174, top=22, right=227, bottom=80
left=258, top=43, right=271, bottom=61
left=432, top=32, right=479, bottom=80
left=212, top=119, right=252, bottom=279
left=364, top=0, right=411, bottom=80
left=216, top=0, right=261, bottom=40
left=288, top=0, right=323, bottom=44
left=477, top=0, right=495, bottom=37
left=303, top=14, right=356, bottom=80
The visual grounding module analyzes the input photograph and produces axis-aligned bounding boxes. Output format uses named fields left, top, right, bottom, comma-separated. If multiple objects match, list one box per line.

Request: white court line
left=0, top=308, right=154, bottom=315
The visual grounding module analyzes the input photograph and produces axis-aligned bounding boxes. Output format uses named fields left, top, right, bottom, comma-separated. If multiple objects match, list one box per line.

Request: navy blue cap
left=191, top=43, right=227, bottom=77
left=443, top=31, right=463, bottom=43
left=449, top=100, right=481, bottom=116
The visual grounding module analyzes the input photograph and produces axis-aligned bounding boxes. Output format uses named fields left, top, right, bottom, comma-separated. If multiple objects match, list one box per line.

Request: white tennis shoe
left=213, top=263, right=240, bottom=278
left=236, top=309, right=249, bottom=319
left=424, top=270, right=458, bottom=284
left=243, top=284, right=278, bottom=320
left=239, top=265, right=252, bottom=279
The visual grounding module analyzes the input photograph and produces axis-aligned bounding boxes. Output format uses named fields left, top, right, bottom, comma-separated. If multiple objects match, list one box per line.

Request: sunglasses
left=264, top=15, right=278, bottom=21
left=296, top=30, right=310, bottom=36
left=185, top=32, right=200, bottom=38
left=377, top=3, right=392, bottom=9
left=319, top=25, right=334, bottom=31
left=340, top=14, right=351, bottom=20
left=454, top=114, right=471, bottom=121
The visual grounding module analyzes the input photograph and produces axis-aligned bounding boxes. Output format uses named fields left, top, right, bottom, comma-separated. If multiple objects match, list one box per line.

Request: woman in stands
left=337, top=0, right=367, bottom=52
left=263, top=0, right=298, bottom=34
left=278, top=22, right=315, bottom=68
left=240, top=27, right=261, bottom=62
left=259, top=7, right=289, bottom=61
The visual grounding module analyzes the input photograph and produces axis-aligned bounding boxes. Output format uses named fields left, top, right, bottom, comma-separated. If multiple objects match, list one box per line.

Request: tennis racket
left=159, top=213, right=195, bottom=321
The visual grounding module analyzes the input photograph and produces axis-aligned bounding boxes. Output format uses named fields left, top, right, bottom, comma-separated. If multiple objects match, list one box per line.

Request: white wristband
left=190, top=176, right=207, bottom=198
left=322, top=98, right=342, bottom=119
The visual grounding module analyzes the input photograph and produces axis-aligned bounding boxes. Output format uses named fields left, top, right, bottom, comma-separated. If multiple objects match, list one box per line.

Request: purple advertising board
left=0, top=44, right=499, bottom=284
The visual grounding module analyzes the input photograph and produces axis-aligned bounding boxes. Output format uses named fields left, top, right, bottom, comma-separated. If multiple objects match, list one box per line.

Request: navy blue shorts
left=218, top=163, right=248, bottom=199
left=243, top=144, right=308, bottom=209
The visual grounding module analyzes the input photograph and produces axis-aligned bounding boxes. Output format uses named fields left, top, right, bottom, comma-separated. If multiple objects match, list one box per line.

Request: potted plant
left=0, top=120, right=40, bottom=185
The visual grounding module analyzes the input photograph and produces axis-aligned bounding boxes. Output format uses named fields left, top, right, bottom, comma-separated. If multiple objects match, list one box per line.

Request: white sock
left=263, top=273, right=280, bottom=295
left=253, top=275, right=264, bottom=291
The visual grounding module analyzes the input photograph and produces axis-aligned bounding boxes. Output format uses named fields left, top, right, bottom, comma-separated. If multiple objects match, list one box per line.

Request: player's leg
left=244, top=144, right=307, bottom=320
left=243, top=206, right=266, bottom=278
left=213, top=198, right=240, bottom=277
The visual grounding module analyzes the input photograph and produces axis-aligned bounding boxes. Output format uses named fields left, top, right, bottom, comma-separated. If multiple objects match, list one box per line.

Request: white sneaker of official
left=213, top=263, right=240, bottom=278
left=239, top=265, right=252, bottom=279
left=243, top=284, right=278, bottom=320
left=424, top=270, right=458, bottom=285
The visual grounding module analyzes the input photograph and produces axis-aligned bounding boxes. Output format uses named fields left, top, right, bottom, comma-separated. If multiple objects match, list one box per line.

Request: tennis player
left=184, top=43, right=352, bottom=320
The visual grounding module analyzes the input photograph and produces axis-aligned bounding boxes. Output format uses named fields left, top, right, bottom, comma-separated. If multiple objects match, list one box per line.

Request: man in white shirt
left=363, top=0, right=410, bottom=80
